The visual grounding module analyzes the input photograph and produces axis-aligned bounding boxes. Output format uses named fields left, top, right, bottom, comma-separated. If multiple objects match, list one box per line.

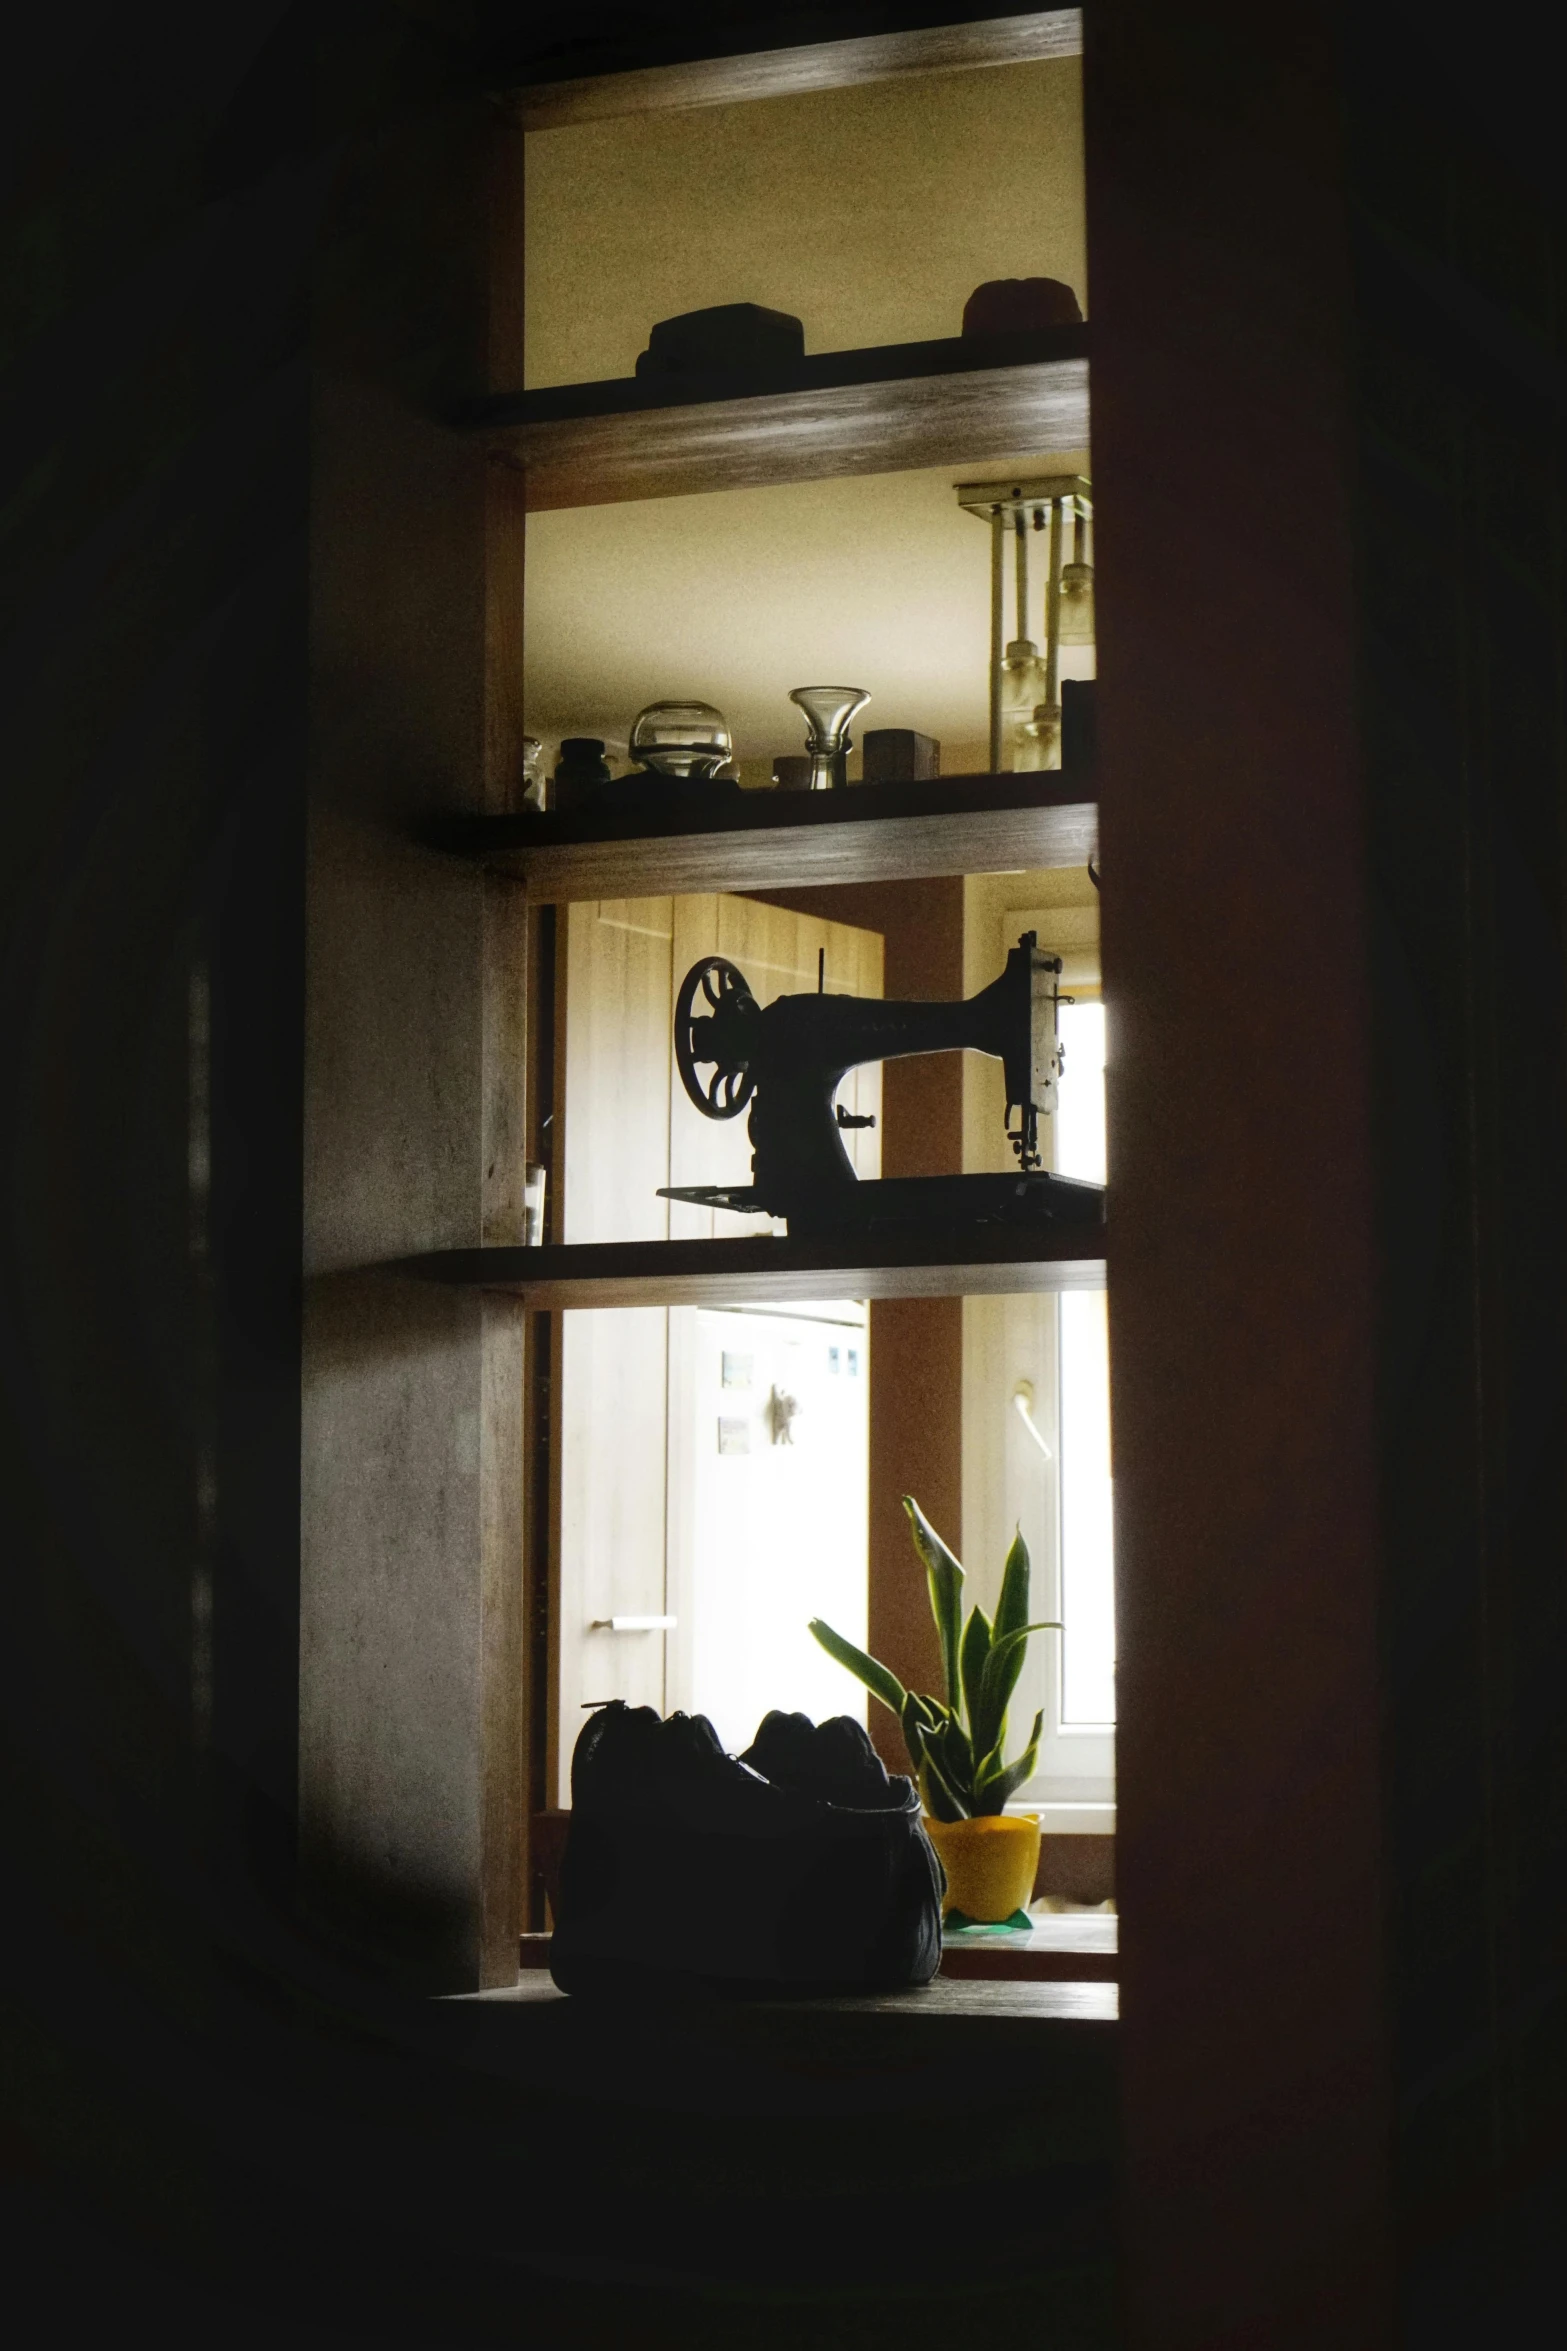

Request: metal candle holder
left=956, top=475, right=1093, bottom=773
left=789, top=685, right=871, bottom=792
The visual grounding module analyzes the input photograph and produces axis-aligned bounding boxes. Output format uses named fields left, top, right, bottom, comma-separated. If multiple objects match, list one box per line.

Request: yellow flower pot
left=923, top=1812, right=1042, bottom=1923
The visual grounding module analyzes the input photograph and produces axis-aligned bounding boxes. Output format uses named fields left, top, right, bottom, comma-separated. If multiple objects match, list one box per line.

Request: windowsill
left=1011, top=1800, right=1116, bottom=1834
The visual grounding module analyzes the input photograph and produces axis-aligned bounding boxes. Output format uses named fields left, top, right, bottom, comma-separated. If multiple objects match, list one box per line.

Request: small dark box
left=552, top=736, right=613, bottom=815
left=961, top=277, right=1083, bottom=336
left=1062, top=680, right=1097, bottom=777
left=636, top=302, right=806, bottom=378
left=859, top=728, right=941, bottom=784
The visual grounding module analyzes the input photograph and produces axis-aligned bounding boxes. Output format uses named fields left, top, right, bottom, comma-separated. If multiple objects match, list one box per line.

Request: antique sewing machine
left=660, top=931, right=1105, bottom=1239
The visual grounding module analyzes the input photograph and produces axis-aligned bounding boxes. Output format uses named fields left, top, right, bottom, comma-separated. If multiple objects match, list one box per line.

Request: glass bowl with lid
left=628, top=700, right=734, bottom=781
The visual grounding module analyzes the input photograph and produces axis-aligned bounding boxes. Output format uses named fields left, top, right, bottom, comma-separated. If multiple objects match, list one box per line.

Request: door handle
left=592, top=1615, right=677, bottom=1632
left=1013, top=1382, right=1053, bottom=1461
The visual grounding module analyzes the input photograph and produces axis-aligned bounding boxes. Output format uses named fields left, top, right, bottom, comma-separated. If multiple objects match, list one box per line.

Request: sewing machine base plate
left=659, top=1171, right=1104, bottom=1239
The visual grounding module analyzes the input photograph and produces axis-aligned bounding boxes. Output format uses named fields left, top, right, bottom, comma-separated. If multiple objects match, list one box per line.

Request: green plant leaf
left=920, top=1711, right=976, bottom=1813
left=808, top=1618, right=907, bottom=1716
left=920, top=1702, right=967, bottom=1758
left=899, top=1689, right=933, bottom=1781
left=973, top=1620, right=1061, bottom=1764
left=918, top=1745, right=969, bottom=1821
left=994, top=1528, right=1031, bottom=1644
left=903, top=1496, right=964, bottom=1711
left=959, top=1606, right=992, bottom=1741
left=904, top=1690, right=951, bottom=1752
left=972, top=1710, right=1045, bottom=1815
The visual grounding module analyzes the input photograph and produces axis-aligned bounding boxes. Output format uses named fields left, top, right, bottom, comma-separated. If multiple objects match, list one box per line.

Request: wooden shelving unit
left=347, top=7, right=1117, bottom=2022
left=465, top=328, right=1088, bottom=509
left=395, top=1226, right=1106, bottom=1311
left=432, top=770, right=1097, bottom=902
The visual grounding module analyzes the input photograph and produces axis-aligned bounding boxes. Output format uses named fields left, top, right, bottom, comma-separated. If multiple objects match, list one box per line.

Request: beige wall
left=523, top=59, right=1085, bottom=389
left=523, top=460, right=1098, bottom=780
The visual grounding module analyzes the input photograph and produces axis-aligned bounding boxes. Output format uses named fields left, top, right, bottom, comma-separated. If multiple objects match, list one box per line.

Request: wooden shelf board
left=506, top=11, right=1084, bottom=132
left=469, top=331, right=1088, bottom=509
left=392, top=1227, right=1106, bottom=1310
left=431, top=773, right=1098, bottom=903
left=940, top=1912, right=1117, bottom=1982
left=472, top=1973, right=1118, bottom=2022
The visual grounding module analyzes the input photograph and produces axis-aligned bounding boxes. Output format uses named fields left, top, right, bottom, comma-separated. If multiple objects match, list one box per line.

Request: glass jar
left=628, top=700, right=733, bottom=780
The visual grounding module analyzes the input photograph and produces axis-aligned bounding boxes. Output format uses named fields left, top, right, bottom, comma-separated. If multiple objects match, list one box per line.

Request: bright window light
left=1055, top=998, right=1105, bottom=1185
left=1054, top=996, right=1115, bottom=1726
left=1060, top=1290, right=1115, bottom=1722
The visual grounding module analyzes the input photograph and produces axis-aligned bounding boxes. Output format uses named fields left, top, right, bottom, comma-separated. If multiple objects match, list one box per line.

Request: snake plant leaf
left=899, top=1689, right=932, bottom=1779
left=972, top=1710, right=1046, bottom=1814
left=973, top=1620, right=1062, bottom=1764
left=924, top=1709, right=974, bottom=1785
left=902, top=1496, right=965, bottom=1711
left=903, top=1690, right=952, bottom=1760
left=959, top=1606, right=993, bottom=1740
left=808, top=1618, right=907, bottom=1717
left=993, top=1528, right=1032, bottom=1644
left=916, top=1718, right=975, bottom=1819
left=918, top=1743, right=969, bottom=1821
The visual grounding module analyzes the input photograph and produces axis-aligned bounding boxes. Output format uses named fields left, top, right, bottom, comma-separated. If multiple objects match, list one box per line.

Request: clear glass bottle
left=1057, top=508, right=1095, bottom=647
left=1000, top=639, right=1050, bottom=768
left=1015, top=701, right=1063, bottom=771
left=520, top=735, right=547, bottom=812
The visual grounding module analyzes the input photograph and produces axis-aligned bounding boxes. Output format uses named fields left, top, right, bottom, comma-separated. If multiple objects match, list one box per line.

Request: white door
left=664, top=1302, right=869, bottom=1758
left=555, top=892, right=881, bottom=1801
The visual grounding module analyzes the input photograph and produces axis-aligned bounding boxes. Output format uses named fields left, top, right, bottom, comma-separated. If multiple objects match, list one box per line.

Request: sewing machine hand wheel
left=675, top=956, right=758, bottom=1120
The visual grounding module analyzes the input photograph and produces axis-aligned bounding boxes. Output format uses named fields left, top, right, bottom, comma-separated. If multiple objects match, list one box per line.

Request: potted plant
left=809, top=1497, right=1059, bottom=1925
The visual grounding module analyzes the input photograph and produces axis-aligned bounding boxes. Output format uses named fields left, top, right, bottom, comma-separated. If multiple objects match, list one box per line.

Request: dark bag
left=549, top=1704, right=944, bottom=1999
